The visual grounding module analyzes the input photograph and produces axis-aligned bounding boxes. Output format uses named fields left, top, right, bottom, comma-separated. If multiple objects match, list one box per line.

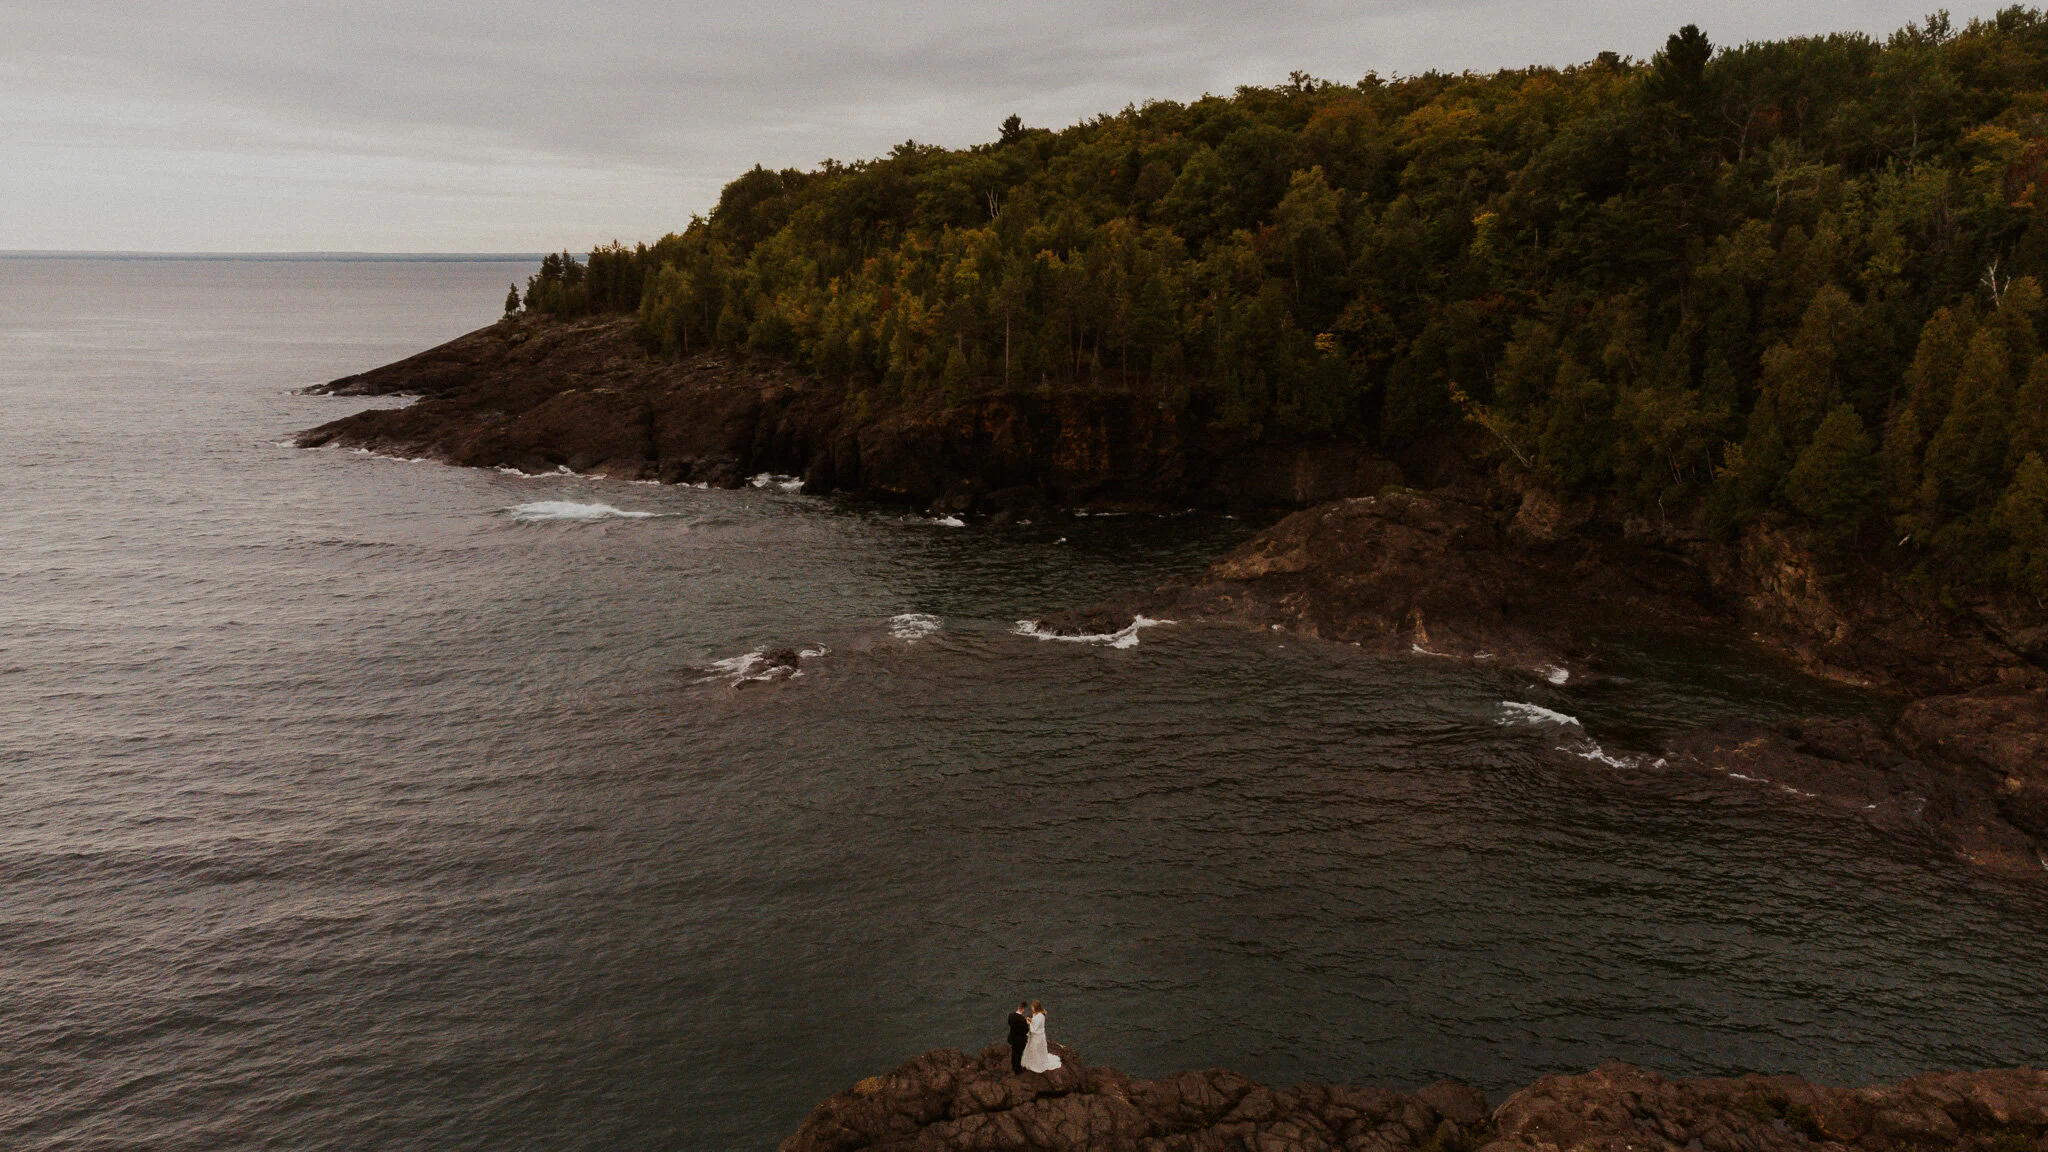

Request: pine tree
left=503, top=283, right=520, bottom=317
left=1787, top=403, right=1883, bottom=539
left=1903, top=304, right=1974, bottom=434
left=1995, top=452, right=2048, bottom=599
left=2011, top=353, right=2048, bottom=472
left=1985, top=276, right=2044, bottom=371
left=1882, top=402, right=1924, bottom=517
left=1923, top=327, right=2016, bottom=513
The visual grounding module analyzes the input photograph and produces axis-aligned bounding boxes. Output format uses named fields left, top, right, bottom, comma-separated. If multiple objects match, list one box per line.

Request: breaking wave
left=1012, top=615, right=1173, bottom=649
left=1497, top=701, right=1580, bottom=727
left=1498, top=701, right=1665, bottom=769
left=698, top=645, right=828, bottom=687
left=749, top=473, right=804, bottom=493
left=504, top=501, right=658, bottom=523
left=889, top=613, right=943, bottom=641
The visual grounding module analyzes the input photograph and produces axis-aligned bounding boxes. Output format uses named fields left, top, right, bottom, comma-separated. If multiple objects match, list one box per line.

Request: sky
left=0, top=0, right=2009, bottom=253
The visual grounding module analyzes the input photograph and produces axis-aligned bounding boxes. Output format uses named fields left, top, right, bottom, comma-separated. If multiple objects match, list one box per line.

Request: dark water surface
left=2, top=258, right=2044, bottom=1151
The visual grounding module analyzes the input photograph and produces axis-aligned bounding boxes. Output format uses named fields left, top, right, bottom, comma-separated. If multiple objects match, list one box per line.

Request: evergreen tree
left=2011, top=354, right=2048, bottom=471
left=504, top=283, right=520, bottom=317
left=1903, top=305, right=1973, bottom=435
left=1881, top=402, right=1924, bottom=518
left=1787, top=403, right=1883, bottom=539
left=1995, top=452, right=2048, bottom=599
left=1923, top=327, right=2015, bottom=513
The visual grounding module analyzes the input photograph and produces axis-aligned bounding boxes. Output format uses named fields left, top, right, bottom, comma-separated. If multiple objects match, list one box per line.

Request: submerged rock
left=782, top=1048, right=2048, bottom=1152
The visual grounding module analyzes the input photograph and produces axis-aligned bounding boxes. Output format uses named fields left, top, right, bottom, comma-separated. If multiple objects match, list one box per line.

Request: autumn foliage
left=520, top=9, right=2048, bottom=597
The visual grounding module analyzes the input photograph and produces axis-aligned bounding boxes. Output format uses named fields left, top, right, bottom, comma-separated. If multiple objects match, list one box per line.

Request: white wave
left=1013, top=615, right=1173, bottom=649
left=889, top=613, right=943, bottom=641
left=1568, top=741, right=1636, bottom=768
left=701, top=652, right=798, bottom=686
left=1537, top=663, right=1570, bottom=685
left=932, top=515, right=966, bottom=527
left=750, top=473, right=804, bottom=492
left=505, top=501, right=657, bottom=523
left=699, top=646, right=820, bottom=686
left=1497, top=701, right=1581, bottom=727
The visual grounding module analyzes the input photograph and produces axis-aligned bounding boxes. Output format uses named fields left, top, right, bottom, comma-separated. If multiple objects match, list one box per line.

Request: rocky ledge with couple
left=1004, top=1000, right=1062, bottom=1076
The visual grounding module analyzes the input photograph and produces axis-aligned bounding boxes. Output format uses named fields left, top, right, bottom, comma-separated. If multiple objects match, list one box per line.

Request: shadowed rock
left=783, top=1050, right=2048, bottom=1152
left=298, top=315, right=1403, bottom=512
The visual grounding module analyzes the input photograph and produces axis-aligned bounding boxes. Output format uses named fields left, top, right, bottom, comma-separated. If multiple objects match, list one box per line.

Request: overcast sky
left=0, top=0, right=2002, bottom=252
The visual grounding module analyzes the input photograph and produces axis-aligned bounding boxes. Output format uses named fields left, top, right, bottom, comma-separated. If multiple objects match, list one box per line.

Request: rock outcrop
left=782, top=1047, right=2048, bottom=1152
left=1124, top=489, right=2048, bottom=875
left=298, top=315, right=1401, bottom=512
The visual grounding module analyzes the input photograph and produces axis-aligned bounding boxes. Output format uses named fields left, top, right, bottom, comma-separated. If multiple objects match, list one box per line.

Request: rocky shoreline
left=299, top=315, right=1401, bottom=513
left=782, top=1045, right=2048, bottom=1152
left=1091, top=489, right=2048, bottom=876
left=301, top=318, right=2048, bottom=876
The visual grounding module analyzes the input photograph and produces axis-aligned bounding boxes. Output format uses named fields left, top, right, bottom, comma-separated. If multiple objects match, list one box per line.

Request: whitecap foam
left=505, top=501, right=657, bottom=523
left=1013, top=615, right=1173, bottom=649
left=750, top=473, right=804, bottom=493
left=1567, top=741, right=1638, bottom=768
left=1537, top=663, right=1570, bottom=685
left=1497, top=701, right=1581, bottom=727
left=889, top=613, right=943, bottom=641
left=700, top=651, right=798, bottom=686
left=698, top=646, right=822, bottom=686
left=932, top=515, right=965, bottom=527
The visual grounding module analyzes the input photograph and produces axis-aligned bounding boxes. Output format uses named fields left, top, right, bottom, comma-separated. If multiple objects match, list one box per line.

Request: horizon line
left=0, top=250, right=547, bottom=261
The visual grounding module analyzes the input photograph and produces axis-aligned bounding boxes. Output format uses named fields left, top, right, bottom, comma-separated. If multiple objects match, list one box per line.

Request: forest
left=515, top=9, right=2048, bottom=599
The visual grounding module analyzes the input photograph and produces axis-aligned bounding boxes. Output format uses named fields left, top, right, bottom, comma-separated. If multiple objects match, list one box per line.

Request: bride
left=1021, top=1000, right=1062, bottom=1072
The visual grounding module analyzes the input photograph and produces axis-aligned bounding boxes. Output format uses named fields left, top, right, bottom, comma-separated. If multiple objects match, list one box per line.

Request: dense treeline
left=519, top=10, right=2048, bottom=597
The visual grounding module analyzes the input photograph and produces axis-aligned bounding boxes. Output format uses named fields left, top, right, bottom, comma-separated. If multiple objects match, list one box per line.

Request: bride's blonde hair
left=1031, top=1000, right=1044, bottom=1015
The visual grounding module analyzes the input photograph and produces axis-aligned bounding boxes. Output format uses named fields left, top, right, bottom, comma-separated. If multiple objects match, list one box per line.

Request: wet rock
left=1148, top=490, right=1714, bottom=679
left=1664, top=715, right=2046, bottom=874
left=784, top=1052, right=2048, bottom=1152
left=1896, top=686, right=2048, bottom=839
left=1416, top=1079, right=1491, bottom=1128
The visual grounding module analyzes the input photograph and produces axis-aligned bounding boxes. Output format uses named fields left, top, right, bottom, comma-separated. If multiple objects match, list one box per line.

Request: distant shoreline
left=0, top=251, right=544, bottom=262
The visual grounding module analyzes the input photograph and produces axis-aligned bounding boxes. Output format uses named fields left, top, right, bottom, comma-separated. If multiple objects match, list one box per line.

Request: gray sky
left=0, top=0, right=1995, bottom=252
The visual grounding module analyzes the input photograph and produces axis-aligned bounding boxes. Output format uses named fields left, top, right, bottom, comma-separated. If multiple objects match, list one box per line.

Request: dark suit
left=1006, top=1010, right=1030, bottom=1073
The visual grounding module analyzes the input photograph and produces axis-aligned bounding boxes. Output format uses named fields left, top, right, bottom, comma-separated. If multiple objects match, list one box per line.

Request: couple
left=1005, top=1000, right=1062, bottom=1074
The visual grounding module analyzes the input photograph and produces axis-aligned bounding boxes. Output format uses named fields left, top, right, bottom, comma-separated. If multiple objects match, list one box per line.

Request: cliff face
left=782, top=1046, right=2048, bottom=1152
left=299, top=316, right=1400, bottom=513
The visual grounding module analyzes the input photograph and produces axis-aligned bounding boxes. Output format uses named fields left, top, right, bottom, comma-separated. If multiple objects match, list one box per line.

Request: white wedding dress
left=1021, top=1012, right=1062, bottom=1072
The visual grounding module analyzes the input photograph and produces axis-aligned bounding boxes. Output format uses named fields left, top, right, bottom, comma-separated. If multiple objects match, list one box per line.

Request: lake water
left=2, top=257, right=2043, bottom=1151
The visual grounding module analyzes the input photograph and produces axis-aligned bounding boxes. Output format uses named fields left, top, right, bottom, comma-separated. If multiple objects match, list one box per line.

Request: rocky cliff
left=1104, top=488, right=2048, bottom=876
left=299, top=315, right=1399, bottom=513
left=781, top=1046, right=2048, bottom=1152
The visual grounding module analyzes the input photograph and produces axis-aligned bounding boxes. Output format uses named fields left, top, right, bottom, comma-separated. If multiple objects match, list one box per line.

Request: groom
left=1006, top=1000, right=1031, bottom=1074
